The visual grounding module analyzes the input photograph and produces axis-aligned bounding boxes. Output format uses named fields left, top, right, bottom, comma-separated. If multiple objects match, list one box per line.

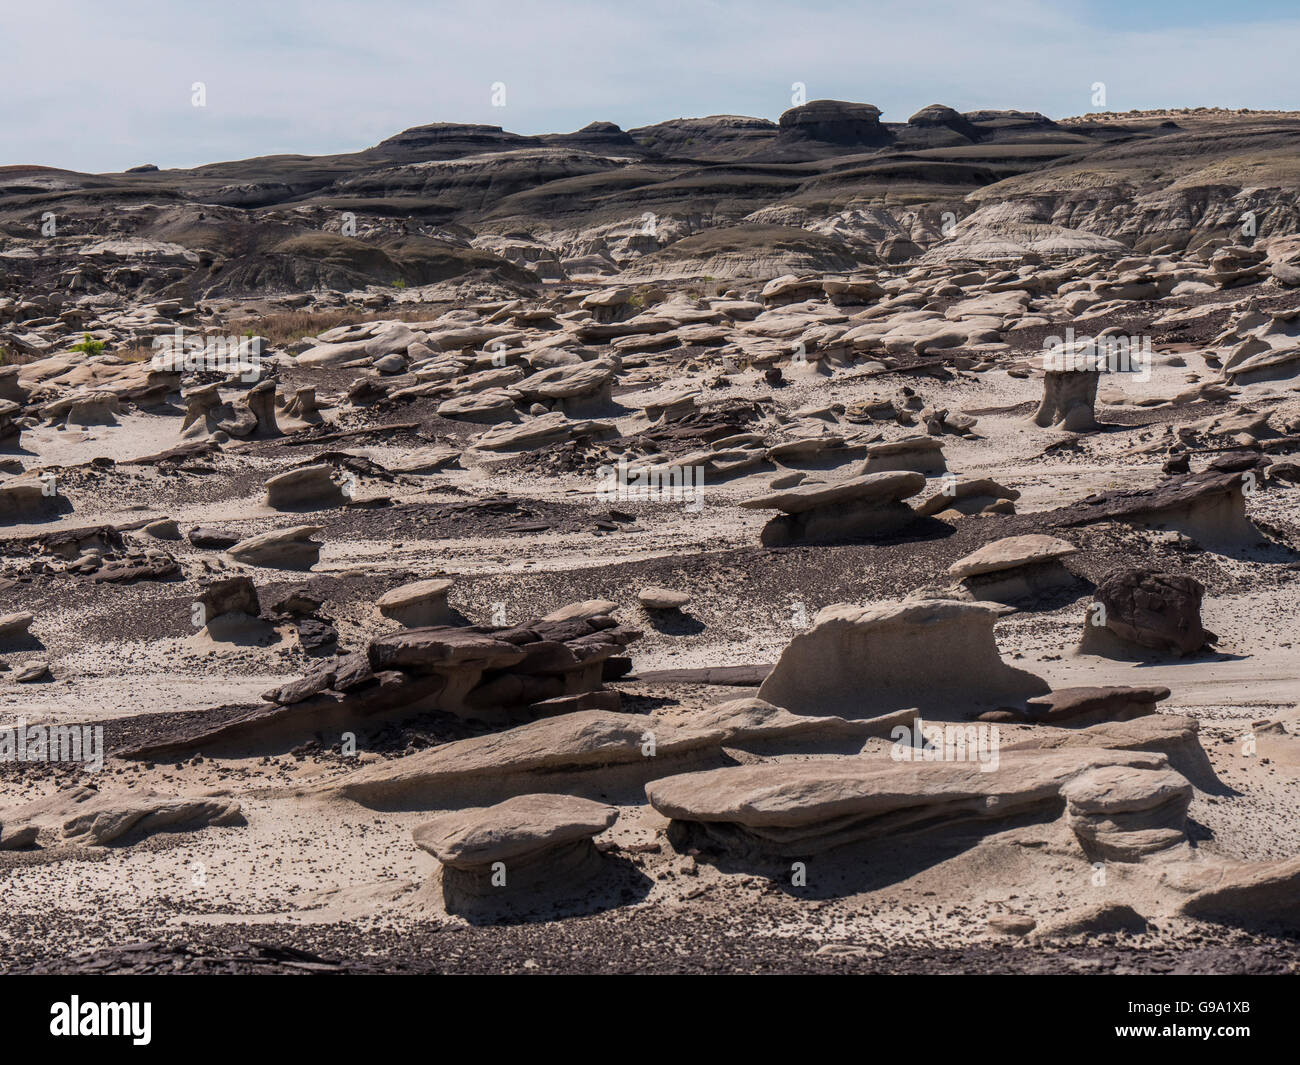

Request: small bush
left=70, top=333, right=107, bottom=355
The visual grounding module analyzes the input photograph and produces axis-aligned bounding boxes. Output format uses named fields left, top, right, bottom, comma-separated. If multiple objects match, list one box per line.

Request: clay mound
left=757, top=598, right=1050, bottom=719
left=1030, top=902, right=1150, bottom=941
left=626, top=225, right=867, bottom=281
left=949, top=534, right=1079, bottom=605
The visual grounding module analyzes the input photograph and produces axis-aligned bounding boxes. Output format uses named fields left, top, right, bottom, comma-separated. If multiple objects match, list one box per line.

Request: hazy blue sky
left=5, top=0, right=1299, bottom=173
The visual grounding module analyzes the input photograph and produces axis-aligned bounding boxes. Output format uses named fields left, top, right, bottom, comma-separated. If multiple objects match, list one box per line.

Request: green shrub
left=70, top=333, right=107, bottom=355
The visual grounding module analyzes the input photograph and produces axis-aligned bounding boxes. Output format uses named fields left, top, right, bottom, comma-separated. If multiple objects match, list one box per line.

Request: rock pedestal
left=413, top=793, right=618, bottom=916
left=1033, top=368, right=1100, bottom=431
left=740, top=471, right=923, bottom=547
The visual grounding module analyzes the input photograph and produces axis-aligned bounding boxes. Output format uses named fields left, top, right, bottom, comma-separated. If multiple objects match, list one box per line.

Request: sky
left=3, top=0, right=1299, bottom=173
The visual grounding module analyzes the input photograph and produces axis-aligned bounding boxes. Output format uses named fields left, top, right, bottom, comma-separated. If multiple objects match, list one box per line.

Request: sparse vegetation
left=69, top=333, right=107, bottom=355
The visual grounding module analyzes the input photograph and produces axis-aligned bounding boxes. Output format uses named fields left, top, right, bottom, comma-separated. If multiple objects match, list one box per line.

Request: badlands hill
left=4, top=101, right=1300, bottom=314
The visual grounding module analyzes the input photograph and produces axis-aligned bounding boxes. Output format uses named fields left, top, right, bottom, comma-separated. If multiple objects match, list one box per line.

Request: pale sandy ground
left=2, top=315, right=1298, bottom=968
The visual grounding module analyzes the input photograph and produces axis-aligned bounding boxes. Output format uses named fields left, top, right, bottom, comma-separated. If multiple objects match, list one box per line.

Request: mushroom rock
left=513, top=359, right=618, bottom=415
left=180, top=382, right=224, bottom=437
left=412, top=794, right=618, bottom=916
left=42, top=391, right=121, bottom=427
left=1061, top=764, right=1192, bottom=861
left=282, top=387, right=321, bottom=422
left=243, top=380, right=281, bottom=437
left=757, top=598, right=1050, bottom=719
left=1033, top=362, right=1100, bottom=432
left=739, top=470, right=924, bottom=546
left=947, top=534, right=1079, bottom=604
left=377, top=578, right=455, bottom=627
left=777, top=100, right=890, bottom=148
left=119, top=368, right=181, bottom=408
left=859, top=435, right=946, bottom=475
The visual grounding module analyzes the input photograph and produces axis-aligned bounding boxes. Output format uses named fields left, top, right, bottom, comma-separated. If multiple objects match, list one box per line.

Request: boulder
left=226, top=525, right=323, bottom=569
left=264, top=464, right=346, bottom=509
left=1079, top=569, right=1214, bottom=657
left=638, top=586, right=690, bottom=610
